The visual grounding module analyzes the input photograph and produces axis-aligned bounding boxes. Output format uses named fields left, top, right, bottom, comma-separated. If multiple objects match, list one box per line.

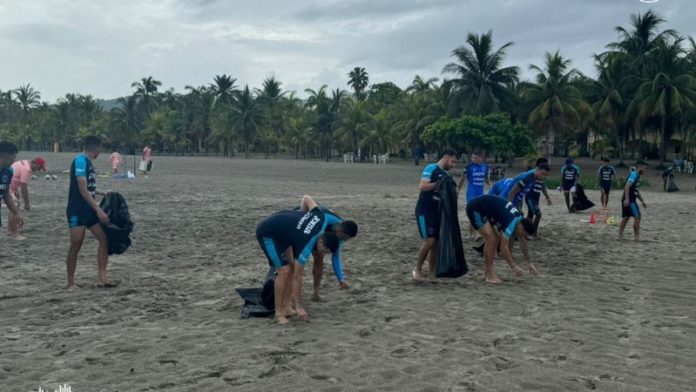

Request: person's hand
left=546, top=198, right=552, bottom=206
left=641, top=202, right=647, bottom=208
left=623, top=199, right=629, bottom=207
left=528, top=262, right=538, bottom=276
left=16, top=215, right=24, bottom=228
left=24, top=203, right=30, bottom=211
left=339, top=281, right=349, bottom=289
left=511, top=264, right=524, bottom=277
left=97, top=209, right=110, bottom=224
left=296, top=307, right=309, bottom=321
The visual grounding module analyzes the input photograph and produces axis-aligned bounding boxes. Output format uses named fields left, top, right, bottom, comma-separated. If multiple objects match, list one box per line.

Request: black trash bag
left=99, top=192, right=134, bottom=255
left=236, top=269, right=276, bottom=319
left=666, top=176, right=679, bottom=192
left=572, top=183, right=595, bottom=212
left=436, top=176, right=468, bottom=278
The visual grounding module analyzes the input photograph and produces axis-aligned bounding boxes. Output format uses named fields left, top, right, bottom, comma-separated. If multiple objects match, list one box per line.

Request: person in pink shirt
left=141, top=144, right=152, bottom=176
left=109, top=149, right=123, bottom=174
left=7, top=156, right=47, bottom=240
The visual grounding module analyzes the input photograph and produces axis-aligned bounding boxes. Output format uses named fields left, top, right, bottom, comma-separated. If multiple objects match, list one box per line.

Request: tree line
left=1, top=10, right=695, bottom=165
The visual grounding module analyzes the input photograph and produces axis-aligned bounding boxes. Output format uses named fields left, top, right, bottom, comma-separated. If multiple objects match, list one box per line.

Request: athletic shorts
left=415, top=209, right=440, bottom=239
left=525, top=197, right=540, bottom=215
left=256, top=234, right=290, bottom=268
left=466, top=188, right=484, bottom=203
left=466, top=207, right=488, bottom=231
left=562, top=181, right=577, bottom=192
left=66, top=211, right=100, bottom=229
left=600, top=182, right=611, bottom=194
left=622, top=202, right=641, bottom=218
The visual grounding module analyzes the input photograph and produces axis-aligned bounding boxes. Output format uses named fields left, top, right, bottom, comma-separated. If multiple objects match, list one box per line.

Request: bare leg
left=427, top=241, right=438, bottom=281
left=564, top=192, right=571, bottom=212
left=312, top=249, right=324, bottom=301
left=88, top=224, right=111, bottom=285
left=618, top=217, right=630, bottom=240
left=8, top=210, right=24, bottom=239
left=414, top=238, right=435, bottom=281
left=480, top=225, right=502, bottom=284
left=533, top=211, right=542, bottom=237
left=633, top=217, right=641, bottom=241
left=274, top=267, right=290, bottom=324
left=66, top=227, right=86, bottom=289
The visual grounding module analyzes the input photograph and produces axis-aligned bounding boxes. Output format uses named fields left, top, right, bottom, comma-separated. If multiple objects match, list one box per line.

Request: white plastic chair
left=343, top=153, right=354, bottom=164
left=687, top=161, right=694, bottom=174
left=379, top=153, right=389, bottom=164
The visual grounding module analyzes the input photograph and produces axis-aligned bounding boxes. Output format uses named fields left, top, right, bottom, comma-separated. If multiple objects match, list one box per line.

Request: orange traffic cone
left=589, top=212, right=597, bottom=224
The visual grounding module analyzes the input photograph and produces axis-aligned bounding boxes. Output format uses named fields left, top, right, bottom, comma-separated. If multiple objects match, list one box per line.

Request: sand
left=1, top=153, right=695, bottom=392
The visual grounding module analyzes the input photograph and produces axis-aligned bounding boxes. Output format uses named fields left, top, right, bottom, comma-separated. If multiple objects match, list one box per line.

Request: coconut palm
left=132, top=76, right=162, bottom=116
left=335, top=98, right=369, bottom=155
left=13, top=84, right=41, bottom=113
left=443, top=30, right=519, bottom=115
left=348, top=67, right=369, bottom=101
left=211, top=74, right=238, bottom=107
left=406, top=75, right=439, bottom=94
left=232, top=85, right=261, bottom=158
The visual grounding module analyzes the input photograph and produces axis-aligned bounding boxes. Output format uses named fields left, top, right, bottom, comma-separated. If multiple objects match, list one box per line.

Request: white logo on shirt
left=304, top=216, right=321, bottom=234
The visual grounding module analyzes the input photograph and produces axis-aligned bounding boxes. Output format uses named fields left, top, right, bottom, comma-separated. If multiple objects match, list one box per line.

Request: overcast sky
left=0, top=0, right=692, bottom=102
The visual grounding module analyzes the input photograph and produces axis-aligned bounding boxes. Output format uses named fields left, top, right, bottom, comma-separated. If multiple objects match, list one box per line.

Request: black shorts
left=525, top=197, right=540, bottom=215
left=466, top=206, right=487, bottom=231
left=600, top=182, right=611, bottom=194
left=622, top=202, right=641, bottom=218
left=415, top=209, right=440, bottom=239
left=562, top=181, right=576, bottom=192
left=256, top=233, right=290, bottom=268
left=66, top=211, right=99, bottom=229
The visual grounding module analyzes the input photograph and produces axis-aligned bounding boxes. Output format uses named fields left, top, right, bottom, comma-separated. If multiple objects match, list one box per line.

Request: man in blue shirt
left=65, top=136, right=113, bottom=290
left=597, top=158, right=616, bottom=209
left=413, top=149, right=458, bottom=281
left=257, top=195, right=340, bottom=325
left=0, top=142, right=23, bottom=230
left=466, top=195, right=537, bottom=284
left=561, top=158, right=580, bottom=213
left=525, top=158, right=553, bottom=239
left=489, top=163, right=550, bottom=209
left=619, top=161, right=648, bottom=241
left=297, top=196, right=358, bottom=301
left=458, top=151, right=490, bottom=203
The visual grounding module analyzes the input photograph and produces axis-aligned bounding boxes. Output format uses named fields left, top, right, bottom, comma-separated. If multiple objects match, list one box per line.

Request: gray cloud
left=0, top=0, right=689, bottom=101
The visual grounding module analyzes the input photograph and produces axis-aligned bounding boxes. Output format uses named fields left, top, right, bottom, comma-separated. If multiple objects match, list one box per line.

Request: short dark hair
left=0, top=141, right=19, bottom=155
left=440, top=148, right=458, bottom=159
left=340, top=220, right=358, bottom=238
left=472, top=151, right=483, bottom=156
left=602, top=157, right=610, bottom=163
left=84, top=136, right=102, bottom=151
left=520, top=218, right=535, bottom=235
left=538, top=162, right=551, bottom=172
left=635, top=160, right=648, bottom=166
left=535, top=157, right=549, bottom=167
left=321, top=232, right=340, bottom=253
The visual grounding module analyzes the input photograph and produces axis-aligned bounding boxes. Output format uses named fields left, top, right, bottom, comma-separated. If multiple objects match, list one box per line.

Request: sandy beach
left=1, top=153, right=695, bottom=392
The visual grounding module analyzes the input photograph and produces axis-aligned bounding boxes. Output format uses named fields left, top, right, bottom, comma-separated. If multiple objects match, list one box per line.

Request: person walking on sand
left=65, top=136, right=115, bottom=290
left=466, top=195, right=538, bottom=284
left=561, top=158, right=580, bottom=213
left=413, top=149, right=458, bottom=281
left=7, top=156, right=47, bottom=240
left=597, top=158, right=616, bottom=209
left=109, top=148, right=123, bottom=175
left=0, top=142, right=24, bottom=236
left=619, top=161, right=648, bottom=241
left=256, top=197, right=340, bottom=325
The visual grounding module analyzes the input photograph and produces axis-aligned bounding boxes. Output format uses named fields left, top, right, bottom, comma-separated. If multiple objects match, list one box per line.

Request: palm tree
left=443, top=30, right=519, bottom=115
left=628, top=39, right=696, bottom=165
left=211, top=74, right=238, bottom=106
left=255, top=77, right=287, bottom=153
left=348, top=67, right=369, bottom=101
left=406, top=75, right=439, bottom=94
left=335, top=98, right=369, bottom=156
left=522, top=51, right=592, bottom=156
left=592, top=55, right=629, bottom=165
left=132, top=76, right=162, bottom=116
left=111, top=95, right=142, bottom=159
left=13, top=84, right=41, bottom=113
left=305, top=85, right=340, bottom=160
left=232, top=85, right=261, bottom=158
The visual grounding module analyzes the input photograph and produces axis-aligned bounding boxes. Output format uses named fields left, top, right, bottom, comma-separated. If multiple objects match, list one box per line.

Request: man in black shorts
left=466, top=195, right=537, bottom=284
left=65, top=136, right=113, bottom=290
left=525, top=157, right=552, bottom=239
left=257, top=197, right=340, bottom=325
left=561, top=158, right=580, bottom=213
left=619, top=161, right=648, bottom=241
left=413, top=149, right=458, bottom=281
left=597, top=158, right=616, bottom=208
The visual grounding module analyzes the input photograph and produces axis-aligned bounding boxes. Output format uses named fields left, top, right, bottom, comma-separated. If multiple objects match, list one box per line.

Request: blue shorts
left=416, top=210, right=440, bottom=239
left=622, top=202, right=640, bottom=218
left=66, top=211, right=99, bottom=229
left=257, top=234, right=290, bottom=268
left=600, top=181, right=612, bottom=194
left=525, top=197, right=540, bottom=215
left=466, top=188, right=484, bottom=203
left=562, top=181, right=576, bottom=192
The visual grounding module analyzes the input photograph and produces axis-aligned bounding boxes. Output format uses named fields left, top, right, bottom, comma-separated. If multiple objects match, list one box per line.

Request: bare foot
left=284, top=306, right=297, bottom=317
left=485, top=275, right=503, bottom=284
left=66, top=283, right=80, bottom=290
left=633, top=236, right=640, bottom=242
left=412, top=269, right=423, bottom=282
left=618, top=234, right=624, bottom=241
left=9, top=234, right=26, bottom=241
left=275, top=315, right=290, bottom=325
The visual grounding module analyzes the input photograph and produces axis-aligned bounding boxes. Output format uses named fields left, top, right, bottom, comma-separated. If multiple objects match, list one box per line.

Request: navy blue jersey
left=467, top=195, right=523, bottom=238
left=464, top=163, right=489, bottom=200
left=0, top=166, right=14, bottom=200
left=490, top=169, right=536, bottom=206
left=66, top=154, right=97, bottom=216
left=257, top=208, right=334, bottom=266
left=623, top=170, right=640, bottom=202
left=598, top=165, right=616, bottom=183
left=561, top=164, right=580, bottom=184
left=526, top=179, right=544, bottom=202
left=416, top=163, right=448, bottom=213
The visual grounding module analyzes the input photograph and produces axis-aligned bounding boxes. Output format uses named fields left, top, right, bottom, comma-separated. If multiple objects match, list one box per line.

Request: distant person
left=619, top=161, right=648, bottom=241
left=458, top=151, right=490, bottom=204
left=141, top=144, right=152, bottom=176
left=524, top=157, right=552, bottom=239
left=256, top=197, right=340, bottom=325
left=65, top=136, right=114, bottom=290
left=413, top=146, right=424, bottom=166
left=466, top=195, right=537, bottom=284
left=0, top=142, right=24, bottom=235
left=413, top=149, right=458, bottom=281
left=7, top=156, right=47, bottom=240
left=297, top=196, right=359, bottom=301
left=109, top=149, right=123, bottom=174
left=597, top=158, right=616, bottom=209
left=489, top=163, right=550, bottom=209
left=661, top=166, right=674, bottom=192
left=561, top=158, right=580, bottom=213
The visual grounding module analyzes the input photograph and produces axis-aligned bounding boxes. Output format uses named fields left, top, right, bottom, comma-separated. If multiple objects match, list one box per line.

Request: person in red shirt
left=7, top=156, right=46, bottom=240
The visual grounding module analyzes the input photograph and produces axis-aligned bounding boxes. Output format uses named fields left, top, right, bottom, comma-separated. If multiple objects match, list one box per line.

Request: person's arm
left=507, top=183, right=523, bottom=203
left=637, top=189, right=647, bottom=208
left=499, top=235, right=523, bottom=277
left=300, top=195, right=318, bottom=212
left=516, top=228, right=537, bottom=275
left=20, top=183, right=30, bottom=210
left=541, top=183, right=552, bottom=205
left=76, top=177, right=109, bottom=224
left=419, top=179, right=437, bottom=192
left=485, top=167, right=491, bottom=186
left=622, top=179, right=632, bottom=207
left=331, top=244, right=348, bottom=288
